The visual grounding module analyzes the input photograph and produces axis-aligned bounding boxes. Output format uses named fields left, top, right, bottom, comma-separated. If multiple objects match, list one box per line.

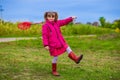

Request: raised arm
left=57, top=16, right=77, bottom=27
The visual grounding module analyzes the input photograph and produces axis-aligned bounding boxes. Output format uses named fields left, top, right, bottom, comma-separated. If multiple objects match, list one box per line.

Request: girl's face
left=47, top=13, right=55, bottom=22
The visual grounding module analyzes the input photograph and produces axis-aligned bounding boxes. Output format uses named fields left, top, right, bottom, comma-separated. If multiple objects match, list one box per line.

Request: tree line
left=0, top=17, right=120, bottom=30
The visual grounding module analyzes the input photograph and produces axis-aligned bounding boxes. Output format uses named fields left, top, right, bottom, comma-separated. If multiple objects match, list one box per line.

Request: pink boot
left=68, top=52, right=83, bottom=64
left=52, top=63, right=60, bottom=76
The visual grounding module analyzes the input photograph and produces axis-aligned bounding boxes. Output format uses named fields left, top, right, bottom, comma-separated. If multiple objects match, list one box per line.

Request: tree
left=86, top=22, right=92, bottom=25
left=113, top=19, right=120, bottom=29
left=104, top=22, right=112, bottom=28
left=92, top=22, right=99, bottom=27
left=99, top=17, right=106, bottom=27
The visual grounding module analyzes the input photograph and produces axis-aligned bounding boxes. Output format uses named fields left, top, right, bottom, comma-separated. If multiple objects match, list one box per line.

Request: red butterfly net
left=18, top=22, right=32, bottom=30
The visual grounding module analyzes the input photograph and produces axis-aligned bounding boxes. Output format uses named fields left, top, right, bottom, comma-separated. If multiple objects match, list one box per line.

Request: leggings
left=52, top=46, right=72, bottom=63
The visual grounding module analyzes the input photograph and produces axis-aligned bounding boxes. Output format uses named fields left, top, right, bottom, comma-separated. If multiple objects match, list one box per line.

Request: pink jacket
left=42, top=17, right=73, bottom=56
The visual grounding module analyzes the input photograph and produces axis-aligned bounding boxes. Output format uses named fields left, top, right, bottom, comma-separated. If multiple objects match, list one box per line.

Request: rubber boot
left=68, top=52, right=83, bottom=64
left=52, top=63, right=60, bottom=76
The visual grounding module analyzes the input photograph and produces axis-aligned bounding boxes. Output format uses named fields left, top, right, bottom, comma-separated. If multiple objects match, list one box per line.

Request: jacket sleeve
left=57, top=17, right=73, bottom=27
left=42, top=25, right=49, bottom=47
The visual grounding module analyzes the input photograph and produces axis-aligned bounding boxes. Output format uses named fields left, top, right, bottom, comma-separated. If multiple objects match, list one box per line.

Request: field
left=0, top=32, right=120, bottom=80
left=0, top=23, right=113, bottom=37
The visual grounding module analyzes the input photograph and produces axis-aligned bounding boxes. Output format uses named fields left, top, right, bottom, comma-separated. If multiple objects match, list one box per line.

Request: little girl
left=42, top=11, right=83, bottom=76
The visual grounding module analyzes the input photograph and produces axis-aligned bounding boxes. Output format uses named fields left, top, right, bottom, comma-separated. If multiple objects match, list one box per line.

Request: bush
left=61, top=24, right=113, bottom=35
left=0, top=22, right=42, bottom=37
left=0, top=21, right=113, bottom=37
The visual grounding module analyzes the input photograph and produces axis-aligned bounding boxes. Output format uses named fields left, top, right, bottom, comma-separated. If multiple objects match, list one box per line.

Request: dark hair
left=44, top=11, right=58, bottom=22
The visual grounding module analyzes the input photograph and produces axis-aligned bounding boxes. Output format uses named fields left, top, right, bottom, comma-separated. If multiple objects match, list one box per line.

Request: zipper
left=52, top=24, right=63, bottom=47
left=46, top=24, right=52, bottom=32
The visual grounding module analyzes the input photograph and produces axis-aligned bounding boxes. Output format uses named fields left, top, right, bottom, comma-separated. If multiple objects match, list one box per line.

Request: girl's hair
left=44, top=11, right=58, bottom=22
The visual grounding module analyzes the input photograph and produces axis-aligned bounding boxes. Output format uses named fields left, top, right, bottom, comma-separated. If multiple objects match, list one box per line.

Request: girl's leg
left=52, top=56, right=58, bottom=63
left=66, top=46, right=83, bottom=64
left=66, top=46, right=72, bottom=54
left=52, top=56, right=60, bottom=76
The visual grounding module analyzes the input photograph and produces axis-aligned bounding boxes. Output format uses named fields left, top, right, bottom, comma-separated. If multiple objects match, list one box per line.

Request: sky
left=0, top=0, right=120, bottom=23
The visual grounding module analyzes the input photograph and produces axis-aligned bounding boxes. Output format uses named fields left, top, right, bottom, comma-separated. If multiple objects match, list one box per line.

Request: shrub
left=61, top=24, right=113, bottom=35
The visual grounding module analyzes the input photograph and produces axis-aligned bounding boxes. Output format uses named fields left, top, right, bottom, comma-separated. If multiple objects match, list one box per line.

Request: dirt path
left=0, top=35, right=96, bottom=43
left=0, top=37, right=38, bottom=43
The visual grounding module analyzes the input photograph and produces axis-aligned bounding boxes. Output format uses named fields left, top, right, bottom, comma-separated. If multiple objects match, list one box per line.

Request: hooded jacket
left=42, top=17, right=73, bottom=56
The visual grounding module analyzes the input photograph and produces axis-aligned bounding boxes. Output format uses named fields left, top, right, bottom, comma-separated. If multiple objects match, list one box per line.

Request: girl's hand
left=71, top=16, right=77, bottom=19
left=45, top=46, right=50, bottom=50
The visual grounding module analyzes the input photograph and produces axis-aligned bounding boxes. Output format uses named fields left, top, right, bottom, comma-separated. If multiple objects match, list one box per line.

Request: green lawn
left=0, top=33, right=120, bottom=80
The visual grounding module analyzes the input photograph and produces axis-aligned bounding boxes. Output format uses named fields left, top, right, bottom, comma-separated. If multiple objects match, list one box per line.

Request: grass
left=0, top=23, right=114, bottom=37
left=0, top=33, right=120, bottom=80
left=62, top=24, right=113, bottom=36
left=0, top=23, right=42, bottom=37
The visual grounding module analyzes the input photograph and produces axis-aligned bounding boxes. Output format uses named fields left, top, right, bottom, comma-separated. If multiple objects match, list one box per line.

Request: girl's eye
left=52, top=15, right=55, bottom=18
left=47, top=15, right=55, bottom=18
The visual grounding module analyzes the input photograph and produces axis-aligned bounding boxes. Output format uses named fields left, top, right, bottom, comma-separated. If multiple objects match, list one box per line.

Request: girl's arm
left=42, top=25, right=49, bottom=47
left=57, top=16, right=77, bottom=27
